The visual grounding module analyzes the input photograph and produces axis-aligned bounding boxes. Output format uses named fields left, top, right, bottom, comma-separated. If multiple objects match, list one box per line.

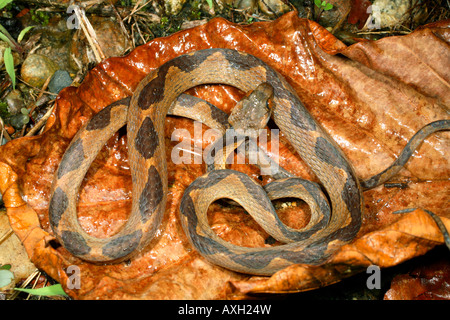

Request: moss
left=30, top=8, right=50, bottom=26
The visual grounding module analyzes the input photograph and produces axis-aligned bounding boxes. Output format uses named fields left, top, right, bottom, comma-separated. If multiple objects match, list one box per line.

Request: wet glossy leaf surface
left=0, top=13, right=448, bottom=299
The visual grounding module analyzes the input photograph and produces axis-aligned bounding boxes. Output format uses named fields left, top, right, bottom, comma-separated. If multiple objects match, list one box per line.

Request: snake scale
left=49, top=48, right=449, bottom=275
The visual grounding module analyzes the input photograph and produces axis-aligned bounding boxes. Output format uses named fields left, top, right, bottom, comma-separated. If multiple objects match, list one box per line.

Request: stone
left=4, top=89, right=25, bottom=115
left=48, top=70, right=73, bottom=94
left=20, top=54, right=58, bottom=88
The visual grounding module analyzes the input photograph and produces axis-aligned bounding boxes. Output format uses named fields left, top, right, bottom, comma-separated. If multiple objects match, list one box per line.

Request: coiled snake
left=49, top=49, right=449, bottom=275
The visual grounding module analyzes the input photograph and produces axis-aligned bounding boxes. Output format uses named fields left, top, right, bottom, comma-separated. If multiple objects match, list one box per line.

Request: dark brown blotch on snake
left=85, top=97, right=131, bottom=131
left=134, top=116, right=159, bottom=159
left=56, top=138, right=85, bottom=179
left=137, top=52, right=211, bottom=110
left=61, top=230, right=91, bottom=256
left=102, top=230, right=143, bottom=259
left=49, top=186, right=69, bottom=228
left=139, top=165, right=164, bottom=223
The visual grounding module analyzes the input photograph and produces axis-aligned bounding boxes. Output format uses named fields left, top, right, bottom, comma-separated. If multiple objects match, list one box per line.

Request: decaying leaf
left=0, top=12, right=448, bottom=299
left=0, top=210, right=36, bottom=291
left=384, top=255, right=450, bottom=300
left=348, top=0, right=372, bottom=28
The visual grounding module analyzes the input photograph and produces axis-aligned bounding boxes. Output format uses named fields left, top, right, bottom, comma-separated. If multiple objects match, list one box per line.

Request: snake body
left=49, top=49, right=449, bottom=275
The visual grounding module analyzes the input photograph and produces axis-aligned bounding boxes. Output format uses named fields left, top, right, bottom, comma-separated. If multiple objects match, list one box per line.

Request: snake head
left=228, top=82, right=274, bottom=136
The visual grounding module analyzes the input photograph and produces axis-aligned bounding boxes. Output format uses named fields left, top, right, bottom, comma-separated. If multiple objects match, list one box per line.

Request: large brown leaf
left=0, top=13, right=448, bottom=299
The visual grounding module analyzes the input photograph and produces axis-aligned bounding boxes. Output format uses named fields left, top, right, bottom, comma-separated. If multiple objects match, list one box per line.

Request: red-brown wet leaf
left=348, top=0, right=372, bottom=28
left=0, top=13, right=448, bottom=299
left=385, top=258, right=450, bottom=300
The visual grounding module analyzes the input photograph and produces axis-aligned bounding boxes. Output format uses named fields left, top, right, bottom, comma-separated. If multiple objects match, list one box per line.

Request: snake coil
left=49, top=49, right=449, bottom=275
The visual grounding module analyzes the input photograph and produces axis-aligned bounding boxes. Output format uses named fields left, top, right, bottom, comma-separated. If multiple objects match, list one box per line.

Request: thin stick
left=133, top=16, right=146, bottom=45
left=81, top=9, right=106, bottom=60
left=28, top=75, right=52, bottom=122
left=107, top=0, right=132, bottom=47
left=124, top=0, right=153, bottom=23
left=25, top=104, right=55, bottom=137
left=356, top=30, right=411, bottom=35
left=7, top=269, right=39, bottom=300
left=17, top=77, right=54, bottom=95
left=0, top=117, right=12, bottom=142
left=331, top=7, right=351, bottom=34
left=0, top=229, right=13, bottom=246
left=73, top=6, right=103, bottom=63
left=25, top=271, right=41, bottom=300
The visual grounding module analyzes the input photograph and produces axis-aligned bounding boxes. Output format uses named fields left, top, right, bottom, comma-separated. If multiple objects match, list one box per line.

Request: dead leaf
left=0, top=13, right=448, bottom=299
left=348, top=0, right=372, bottom=28
left=384, top=256, right=450, bottom=300
left=0, top=210, right=37, bottom=291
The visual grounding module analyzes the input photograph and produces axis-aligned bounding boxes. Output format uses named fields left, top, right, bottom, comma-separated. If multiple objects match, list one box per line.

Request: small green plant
left=3, top=47, right=14, bottom=89
left=0, top=101, right=8, bottom=118
left=205, top=0, right=213, bottom=9
left=160, top=16, right=169, bottom=26
left=119, top=0, right=132, bottom=6
left=0, top=0, right=34, bottom=89
left=0, top=264, right=14, bottom=287
left=188, top=0, right=202, bottom=20
left=30, top=8, right=50, bottom=26
left=314, top=0, right=333, bottom=21
left=14, top=283, right=68, bottom=297
left=314, top=0, right=333, bottom=11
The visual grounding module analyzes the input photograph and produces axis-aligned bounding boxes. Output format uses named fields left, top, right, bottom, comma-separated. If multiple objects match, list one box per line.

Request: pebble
left=9, top=113, right=29, bottom=129
left=234, top=0, right=256, bottom=11
left=368, top=0, right=412, bottom=29
left=20, top=54, right=58, bottom=88
left=226, top=0, right=289, bottom=16
left=48, top=70, right=73, bottom=94
left=165, top=0, right=188, bottom=14
left=5, top=89, right=25, bottom=115
left=258, top=0, right=290, bottom=17
left=69, top=17, right=128, bottom=71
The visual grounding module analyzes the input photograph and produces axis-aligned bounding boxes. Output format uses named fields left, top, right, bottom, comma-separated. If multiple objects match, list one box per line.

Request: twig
left=107, top=0, right=132, bottom=48
left=356, top=30, right=411, bottom=35
left=331, top=6, right=351, bottom=34
left=17, top=77, right=54, bottom=95
left=25, top=271, right=41, bottom=300
left=132, top=17, right=146, bottom=46
left=83, top=0, right=108, bottom=7
left=28, top=75, right=52, bottom=123
left=25, top=104, right=55, bottom=137
left=0, top=229, right=13, bottom=246
left=0, top=117, right=12, bottom=142
left=73, top=6, right=105, bottom=63
left=124, top=0, right=153, bottom=23
left=126, top=0, right=145, bottom=23
left=7, top=269, right=39, bottom=300
left=180, top=19, right=208, bottom=30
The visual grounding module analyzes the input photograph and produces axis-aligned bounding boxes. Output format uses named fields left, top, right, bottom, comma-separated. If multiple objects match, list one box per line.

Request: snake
left=49, top=48, right=450, bottom=275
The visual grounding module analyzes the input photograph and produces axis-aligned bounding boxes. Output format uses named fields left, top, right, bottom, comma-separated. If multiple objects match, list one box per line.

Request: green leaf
left=205, top=0, right=213, bottom=9
left=324, top=2, right=333, bottom=10
left=314, top=0, right=321, bottom=7
left=21, top=107, right=29, bottom=115
left=0, top=31, right=14, bottom=48
left=0, top=264, right=11, bottom=270
left=4, top=47, right=15, bottom=90
left=0, top=269, right=14, bottom=287
left=15, top=284, right=68, bottom=297
left=0, top=0, right=13, bottom=11
left=18, top=26, right=34, bottom=43
left=321, top=1, right=326, bottom=6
